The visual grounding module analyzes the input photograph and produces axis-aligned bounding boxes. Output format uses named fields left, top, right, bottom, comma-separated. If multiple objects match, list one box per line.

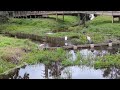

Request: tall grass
left=0, top=15, right=78, bottom=36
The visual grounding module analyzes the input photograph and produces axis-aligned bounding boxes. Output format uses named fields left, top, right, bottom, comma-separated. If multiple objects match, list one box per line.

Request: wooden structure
left=1, top=11, right=120, bottom=23
left=44, top=41, right=120, bottom=50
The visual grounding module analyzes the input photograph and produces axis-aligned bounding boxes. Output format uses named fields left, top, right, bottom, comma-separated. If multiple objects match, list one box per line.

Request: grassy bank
left=0, top=15, right=78, bottom=36
left=0, top=35, right=69, bottom=74
left=0, top=15, right=120, bottom=45
left=0, top=35, right=37, bottom=73
left=50, top=15, right=120, bottom=44
left=0, top=35, right=120, bottom=74
left=94, top=53, right=120, bottom=69
left=0, top=15, right=120, bottom=74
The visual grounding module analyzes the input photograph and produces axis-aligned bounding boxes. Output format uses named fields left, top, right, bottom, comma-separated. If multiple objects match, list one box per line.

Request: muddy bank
left=2, top=32, right=120, bottom=50
left=4, top=32, right=45, bottom=41
left=3, top=32, right=67, bottom=47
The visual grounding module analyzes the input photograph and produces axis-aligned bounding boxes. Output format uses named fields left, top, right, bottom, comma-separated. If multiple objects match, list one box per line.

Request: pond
left=1, top=63, right=120, bottom=79
left=0, top=45, right=119, bottom=79
left=68, top=44, right=119, bottom=60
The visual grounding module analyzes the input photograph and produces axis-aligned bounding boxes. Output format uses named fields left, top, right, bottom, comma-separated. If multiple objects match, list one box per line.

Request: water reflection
left=61, top=66, right=106, bottom=79
left=34, top=36, right=73, bottom=47
left=68, top=46, right=119, bottom=61
left=103, top=67, right=120, bottom=79
left=1, top=63, right=120, bottom=79
left=0, top=45, right=119, bottom=79
left=50, top=62, right=63, bottom=78
left=68, top=49, right=108, bottom=61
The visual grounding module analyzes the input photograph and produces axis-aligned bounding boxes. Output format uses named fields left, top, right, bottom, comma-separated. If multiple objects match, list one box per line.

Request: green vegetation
left=0, top=15, right=120, bottom=75
left=0, top=35, right=37, bottom=73
left=0, top=15, right=78, bottom=36
left=0, top=15, right=9, bottom=23
left=0, top=35, right=68, bottom=74
left=94, top=53, right=120, bottom=69
left=84, top=15, right=120, bottom=41
left=0, top=34, right=120, bottom=74
left=51, top=15, right=120, bottom=44
left=23, top=48, right=67, bottom=65
left=1, top=15, right=119, bottom=45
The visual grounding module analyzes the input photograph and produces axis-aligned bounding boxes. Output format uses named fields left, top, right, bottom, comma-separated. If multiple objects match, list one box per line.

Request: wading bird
left=87, top=35, right=92, bottom=44
left=64, top=36, right=68, bottom=46
left=39, top=43, right=46, bottom=50
left=65, top=36, right=67, bottom=41
left=89, top=14, right=95, bottom=20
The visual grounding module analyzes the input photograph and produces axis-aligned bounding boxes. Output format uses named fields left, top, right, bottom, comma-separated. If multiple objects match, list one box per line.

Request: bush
left=0, top=15, right=9, bottom=23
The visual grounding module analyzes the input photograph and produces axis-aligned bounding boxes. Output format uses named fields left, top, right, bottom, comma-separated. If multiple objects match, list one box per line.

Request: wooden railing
left=1, top=11, right=120, bottom=17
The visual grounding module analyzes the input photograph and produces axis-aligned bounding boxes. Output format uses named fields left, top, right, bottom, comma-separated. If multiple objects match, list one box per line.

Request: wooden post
left=85, top=13, right=86, bottom=23
left=112, top=16, right=114, bottom=23
left=25, top=15, right=27, bottom=19
left=56, top=13, right=58, bottom=21
left=78, top=13, right=80, bottom=25
left=83, top=14, right=86, bottom=26
left=63, top=13, right=64, bottom=21
left=25, top=11, right=27, bottom=19
left=78, top=13, right=79, bottom=18
left=119, top=16, right=120, bottom=22
left=112, top=11, right=114, bottom=23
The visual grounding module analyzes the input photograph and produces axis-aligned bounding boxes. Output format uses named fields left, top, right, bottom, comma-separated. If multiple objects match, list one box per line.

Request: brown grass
left=0, top=47, right=26, bottom=64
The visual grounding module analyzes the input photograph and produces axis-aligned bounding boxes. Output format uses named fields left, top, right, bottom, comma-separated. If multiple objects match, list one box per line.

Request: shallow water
left=68, top=45, right=119, bottom=61
left=1, top=63, right=120, bottom=79
left=68, top=49, right=108, bottom=61
left=0, top=42, right=119, bottom=79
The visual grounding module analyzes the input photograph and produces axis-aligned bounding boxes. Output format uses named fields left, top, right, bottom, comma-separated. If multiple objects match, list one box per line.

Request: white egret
left=87, top=35, right=92, bottom=44
left=38, top=43, right=45, bottom=50
left=46, top=32, right=53, bottom=35
left=89, top=14, right=95, bottom=20
left=64, top=36, right=68, bottom=46
left=87, top=36, right=91, bottom=41
left=65, top=42, right=68, bottom=46
left=65, top=36, right=67, bottom=41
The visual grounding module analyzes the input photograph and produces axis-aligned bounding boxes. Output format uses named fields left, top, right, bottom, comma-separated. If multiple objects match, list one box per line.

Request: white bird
left=39, top=44, right=45, bottom=47
left=65, top=36, right=67, bottom=41
left=46, top=32, right=53, bottom=35
left=89, top=14, right=95, bottom=20
left=87, top=36, right=91, bottom=41
left=38, top=44, right=45, bottom=50
left=65, top=42, right=68, bottom=46
left=87, top=36, right=92, bottom=44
